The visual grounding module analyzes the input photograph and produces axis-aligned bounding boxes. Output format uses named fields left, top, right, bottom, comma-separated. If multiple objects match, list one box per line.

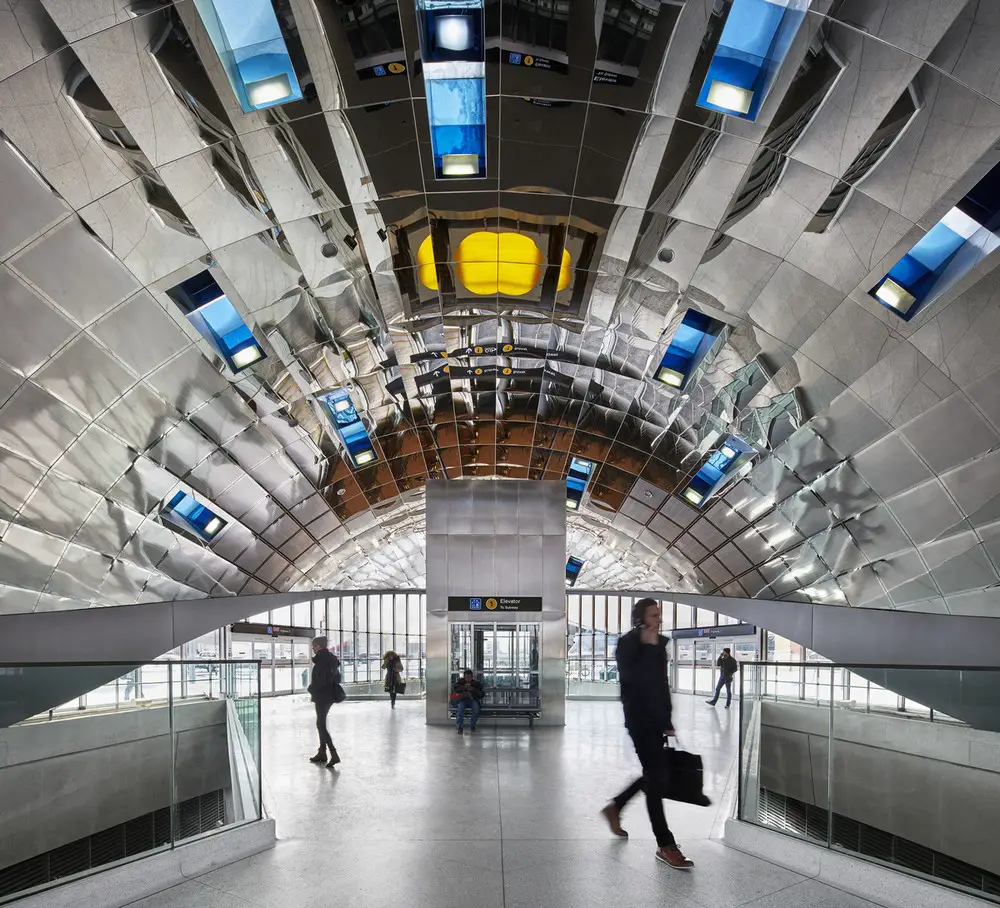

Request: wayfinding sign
left=448, top=596, right=543, bottom=612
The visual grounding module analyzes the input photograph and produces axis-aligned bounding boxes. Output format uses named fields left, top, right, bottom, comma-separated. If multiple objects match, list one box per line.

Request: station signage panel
left=358, top=60, right=406, bottom=80
left=231, top=622, right=315, bottom=638
left=448, top=596, right=543, bottom=612
left=671, top=624, right=756, bottom=639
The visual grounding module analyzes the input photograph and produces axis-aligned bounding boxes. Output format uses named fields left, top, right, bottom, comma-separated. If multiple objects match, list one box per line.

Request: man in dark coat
left=308, top=636, right=341, bottom=768
left=707, top=647, right=739, bottom=708
left=600, top=598, right=693, bottom=869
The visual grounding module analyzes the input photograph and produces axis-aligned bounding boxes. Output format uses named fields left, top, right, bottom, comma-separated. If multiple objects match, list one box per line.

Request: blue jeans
left=710, top=674, right=733, bottom=706
left=456, top=698, right=480, bottom=728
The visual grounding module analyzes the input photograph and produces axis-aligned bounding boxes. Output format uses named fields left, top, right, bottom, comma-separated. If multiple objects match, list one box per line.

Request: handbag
left=331, top=682, right=346, bottom=704
left=396, top=678, right=407, bottom=695
left=649, top=738, right=711, bottom=806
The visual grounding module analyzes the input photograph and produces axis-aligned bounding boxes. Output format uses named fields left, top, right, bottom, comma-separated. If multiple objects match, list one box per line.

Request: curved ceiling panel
left=0, top=0, right=999, bottom=620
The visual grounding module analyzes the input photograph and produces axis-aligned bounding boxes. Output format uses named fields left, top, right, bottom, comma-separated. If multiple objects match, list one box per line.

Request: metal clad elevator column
left=424, top=479, right=568, bottom=726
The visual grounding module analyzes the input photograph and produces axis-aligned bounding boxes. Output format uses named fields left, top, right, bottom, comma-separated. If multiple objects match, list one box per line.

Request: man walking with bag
left=600, top=598, right=694, bottom=869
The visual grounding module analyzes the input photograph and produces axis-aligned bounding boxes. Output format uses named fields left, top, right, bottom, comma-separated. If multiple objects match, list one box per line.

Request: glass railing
left=0, top=661, right=262, bottom=904
left=737, top=662, right=1000, bottom=903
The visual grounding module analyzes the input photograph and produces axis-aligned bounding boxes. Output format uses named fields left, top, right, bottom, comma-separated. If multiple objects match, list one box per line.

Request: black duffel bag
left=648, top=741, right=712, bottom=807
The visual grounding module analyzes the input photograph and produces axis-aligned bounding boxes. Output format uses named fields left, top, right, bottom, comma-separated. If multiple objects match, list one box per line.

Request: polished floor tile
left=124, top=695, right=882, bottom=908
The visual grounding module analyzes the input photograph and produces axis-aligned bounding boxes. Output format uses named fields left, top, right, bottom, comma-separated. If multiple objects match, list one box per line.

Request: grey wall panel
left=0, top=700, right=229, bottom=869
left=424, top=479, right=567, bottom=726
left=759, top=701, right=1000, bottom=876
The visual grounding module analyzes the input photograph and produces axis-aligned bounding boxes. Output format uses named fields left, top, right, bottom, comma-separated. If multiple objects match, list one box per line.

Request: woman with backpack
left=308, top=636, right=342, bottom=768
left=383, top=650, right=404, bottom=708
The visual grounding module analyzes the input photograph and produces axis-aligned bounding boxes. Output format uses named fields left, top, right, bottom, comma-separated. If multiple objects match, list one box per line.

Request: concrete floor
left=126, top=694, right=881, bottom=908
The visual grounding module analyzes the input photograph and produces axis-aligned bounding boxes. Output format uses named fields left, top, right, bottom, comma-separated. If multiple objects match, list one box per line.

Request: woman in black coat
left=308, top=636, right=341, bottom=767
left=383, top=650, right=404, bottom=708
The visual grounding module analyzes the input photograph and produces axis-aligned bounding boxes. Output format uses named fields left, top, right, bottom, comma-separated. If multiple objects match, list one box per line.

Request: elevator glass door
left=450, top=622, right=540, bottom=694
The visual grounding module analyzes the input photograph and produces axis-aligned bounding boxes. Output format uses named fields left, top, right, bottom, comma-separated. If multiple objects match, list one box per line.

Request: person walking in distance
left=600, top=598, right=694, bottom=869
left=383, top=650, right=404, bottom=708
left=707, top=647, right=739, bottom=709
left=308, top=636, right=341, bottom=768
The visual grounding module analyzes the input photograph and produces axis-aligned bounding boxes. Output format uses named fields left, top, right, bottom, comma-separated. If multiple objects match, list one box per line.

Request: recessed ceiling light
left=706, top=80, right=753, bottom=115
left=566, top=499, right=579, bottom=510
left=437, top=15, right=472, bottom=51
left=874, top=278, right=916, bottom=314
left=203, top=517, right=223, bottom=536
left=231, top=346, right=263, bottom=368
left=720, top=444, right=737, bottom=459
left=442, top=153, right=479, bottom=177
left=333, top=398, right=352, bottom=412
left=658, top=248, right=674, bottom=263
left=354, top=450, right=376, bottom=466
left=683, top=488, right=703, bottom=506
left=246, top=73, right=293, bottom=108
left=657, top=367, right=684, bottom=387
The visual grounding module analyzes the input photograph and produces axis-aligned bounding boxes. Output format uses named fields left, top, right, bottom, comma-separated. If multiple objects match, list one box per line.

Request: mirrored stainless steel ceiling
left=2, top=0, right=1000, bottom=616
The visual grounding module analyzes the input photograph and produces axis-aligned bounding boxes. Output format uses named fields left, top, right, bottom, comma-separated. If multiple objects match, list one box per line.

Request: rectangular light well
left=683, top=488, right=704, bottom=506
left=875, top=278, right=916, bottom=314
left=442, top=153, right=479, bottom=176
left=246, top=73, right=293, bottom=108
left=657, top=367, right=684, bottom=387
left=706, top=81, right=754, bottom=115
left=231, top=346, right=263, bottom=368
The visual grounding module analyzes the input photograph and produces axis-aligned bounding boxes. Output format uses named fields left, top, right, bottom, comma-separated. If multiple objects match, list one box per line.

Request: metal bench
left=448, top=689, right=541, bottom=728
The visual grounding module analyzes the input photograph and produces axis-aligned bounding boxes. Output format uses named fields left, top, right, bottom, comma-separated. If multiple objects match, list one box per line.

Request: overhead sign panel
left=231, top=623, right=316, bottom=638
left=448, top=596, right=543, bottom=612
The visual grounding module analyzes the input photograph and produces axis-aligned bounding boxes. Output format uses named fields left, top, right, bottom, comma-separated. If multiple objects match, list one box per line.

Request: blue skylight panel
left=870, top=160, right=1000, bottom=319
left=192, top=0, right=303, bottom=112
left=322, top=389, right=378, bottom=468
left=162, top=490, right=227, bottom=542
left=566, top=457, right=594, bottom=510
left=166, top=270, right=266, bottom=373
left=655, top=310, right=724, bottom=390
left=417, top=0, right=486, bottom=179
left=697, top=0, right=810, bottom=122
left=682, top=436, right=753, bottom=507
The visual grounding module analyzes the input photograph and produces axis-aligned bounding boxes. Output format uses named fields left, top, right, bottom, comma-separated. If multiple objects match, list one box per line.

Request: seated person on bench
left=452, top=669, right=484, bottom=734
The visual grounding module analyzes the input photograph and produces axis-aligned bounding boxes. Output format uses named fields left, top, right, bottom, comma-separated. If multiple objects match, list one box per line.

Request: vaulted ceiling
left=2, top=0, right=1000, bottom=615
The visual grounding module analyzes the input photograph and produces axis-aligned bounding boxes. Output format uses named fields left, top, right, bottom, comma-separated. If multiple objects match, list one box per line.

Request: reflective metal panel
left=425, top=479, right=566, bottom=726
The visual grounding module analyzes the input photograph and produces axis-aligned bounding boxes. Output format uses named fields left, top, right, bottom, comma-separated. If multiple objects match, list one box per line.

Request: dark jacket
left=309, top=649, right=341, bottom=703
left=452, top=677, right=484, bottom=702
left=616, top=627, right=672, bottom=733
left=718, top=653, right=739, bottom=679
left=384, top=655, right=403, bottom=693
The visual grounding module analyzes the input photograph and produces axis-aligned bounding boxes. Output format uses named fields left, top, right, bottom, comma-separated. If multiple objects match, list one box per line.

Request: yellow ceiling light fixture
left=416, top=235, right=439, bottom=291
left=557, top=246, right=571, bottom=292
left=416, top=231, right=573, bottom=296
left=457, top=231, right=542, bottom=296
